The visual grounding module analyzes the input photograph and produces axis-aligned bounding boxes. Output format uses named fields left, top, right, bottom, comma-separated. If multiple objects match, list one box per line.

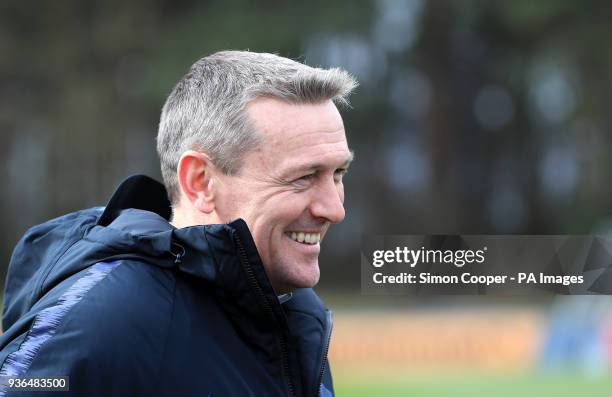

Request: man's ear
left=176, top=150, right=216, bottom=214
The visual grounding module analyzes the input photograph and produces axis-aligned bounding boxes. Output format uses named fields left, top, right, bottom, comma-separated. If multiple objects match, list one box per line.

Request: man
left=0, top=51, right=356, bottom=396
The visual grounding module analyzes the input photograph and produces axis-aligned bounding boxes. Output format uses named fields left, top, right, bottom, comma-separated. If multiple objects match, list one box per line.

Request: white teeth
left=287, top=232, right=321, bottom=245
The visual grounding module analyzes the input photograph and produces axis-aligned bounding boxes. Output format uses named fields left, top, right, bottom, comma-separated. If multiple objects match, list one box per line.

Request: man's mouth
left=286, top=231, right=321, bottom=245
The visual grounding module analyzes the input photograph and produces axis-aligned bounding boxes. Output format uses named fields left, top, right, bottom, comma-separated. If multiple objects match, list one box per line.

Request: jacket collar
left=92, top=176, right=284, bottom=332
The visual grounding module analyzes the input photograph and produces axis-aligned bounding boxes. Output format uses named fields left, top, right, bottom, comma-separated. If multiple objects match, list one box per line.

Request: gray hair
left=156, top=50, right=358, bottom=203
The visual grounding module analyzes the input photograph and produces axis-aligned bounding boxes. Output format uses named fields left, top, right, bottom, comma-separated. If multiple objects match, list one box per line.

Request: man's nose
left=309, top=179, right=345, bottom=224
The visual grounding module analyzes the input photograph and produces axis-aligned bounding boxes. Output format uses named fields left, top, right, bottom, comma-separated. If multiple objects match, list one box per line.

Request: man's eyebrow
left=344, top=150, right=355, bottom=167
left=282, top=150, right=355, bottom=178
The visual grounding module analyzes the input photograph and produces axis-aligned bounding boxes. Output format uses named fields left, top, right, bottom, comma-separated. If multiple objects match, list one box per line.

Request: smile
left=286, top=232, right=321, bottom=245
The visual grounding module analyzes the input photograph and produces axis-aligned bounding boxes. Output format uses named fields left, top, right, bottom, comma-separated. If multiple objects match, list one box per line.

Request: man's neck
left=170, top=205, right=222, bottom=229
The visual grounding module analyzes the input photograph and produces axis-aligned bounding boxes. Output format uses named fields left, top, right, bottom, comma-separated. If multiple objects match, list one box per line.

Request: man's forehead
left=246, top=97, right=345, bottom=141
left=244, top=97, right=351, bottom=174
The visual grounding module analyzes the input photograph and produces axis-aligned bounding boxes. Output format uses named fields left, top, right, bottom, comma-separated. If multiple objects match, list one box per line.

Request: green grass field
left=334, top=373, right=612, bottom=397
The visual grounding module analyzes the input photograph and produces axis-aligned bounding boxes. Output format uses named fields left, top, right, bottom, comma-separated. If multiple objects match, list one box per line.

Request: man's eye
left=334, top=168, right=348, bottom=182
left=293, top=173, right=316, bottom=185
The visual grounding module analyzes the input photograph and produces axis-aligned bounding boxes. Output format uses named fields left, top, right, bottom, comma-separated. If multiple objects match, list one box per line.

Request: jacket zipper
left=316, top=310, right=333, bottom=397
left=233, top=232, right=297, bottom=397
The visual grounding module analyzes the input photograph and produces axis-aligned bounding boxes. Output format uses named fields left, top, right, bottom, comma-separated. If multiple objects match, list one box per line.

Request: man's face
left=214, top=97, right=352, bottom=293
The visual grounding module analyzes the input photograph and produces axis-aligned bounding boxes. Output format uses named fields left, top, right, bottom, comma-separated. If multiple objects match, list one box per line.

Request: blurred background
left=2, top=0, right=612, bottom=395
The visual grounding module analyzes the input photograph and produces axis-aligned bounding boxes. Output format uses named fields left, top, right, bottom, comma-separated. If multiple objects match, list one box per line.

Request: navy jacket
left=0, top=175, right=334, bottom=397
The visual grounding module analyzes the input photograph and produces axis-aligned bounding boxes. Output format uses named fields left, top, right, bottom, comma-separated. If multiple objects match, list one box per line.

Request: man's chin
left=271, top=262, right=320, bottom=293
left=289, top=266, right=321, bottom=290
left=296, top=275, right=320, bottom=290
